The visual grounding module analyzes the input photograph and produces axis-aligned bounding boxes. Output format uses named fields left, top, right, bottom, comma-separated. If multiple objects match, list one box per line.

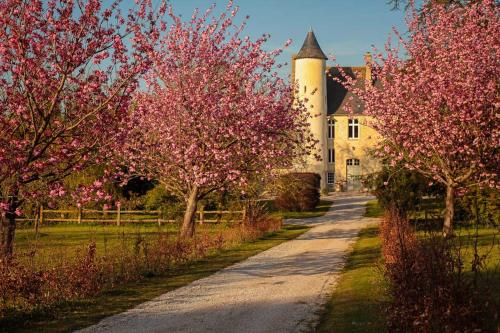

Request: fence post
left=34, top=205, right=40, bottom=232
left=199, top=205, right=204, bottom=224
left=78, top=207, right=82, bottom=224
left=157, top=210, right=161, bottom=227
left=116, top=205, right=121, bottom=226
left=242, top=207, right=247, bottom=225
left=39, top=206, right=44, bottom=225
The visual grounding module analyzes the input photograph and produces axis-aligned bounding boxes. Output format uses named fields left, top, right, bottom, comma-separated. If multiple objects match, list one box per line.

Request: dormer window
left=348, top=119, right=359, bottom=139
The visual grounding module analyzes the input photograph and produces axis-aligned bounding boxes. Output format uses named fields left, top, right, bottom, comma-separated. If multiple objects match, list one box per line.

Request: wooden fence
left=17, top=206, right=246, bottom=226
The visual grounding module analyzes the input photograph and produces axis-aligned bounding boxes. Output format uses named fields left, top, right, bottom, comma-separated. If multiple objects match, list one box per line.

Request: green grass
left=262, top=199, right=333, bottom=219
left=16, top=223, right=179, bottom=246
left=316, top=226, right=386, bottom=333
left=14, top=223, right=225, bottom=267
left=4, top=224, right=310, bottom=333
left=441, top=226, right=500, bottom=304
left=364, top=200, right=384, bottom=218
left=14, top=204, right=329, bottom=264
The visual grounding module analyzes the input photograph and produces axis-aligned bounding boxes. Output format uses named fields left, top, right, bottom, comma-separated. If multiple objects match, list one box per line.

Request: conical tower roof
left=295, top=29, right=327, bottom=60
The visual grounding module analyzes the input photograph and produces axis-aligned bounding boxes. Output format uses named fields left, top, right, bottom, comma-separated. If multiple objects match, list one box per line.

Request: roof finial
left=309, top=26, right=313, bottom=32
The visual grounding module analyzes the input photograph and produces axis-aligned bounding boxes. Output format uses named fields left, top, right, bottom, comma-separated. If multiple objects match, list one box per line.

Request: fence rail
left=17, top=206, right=246, bottom=226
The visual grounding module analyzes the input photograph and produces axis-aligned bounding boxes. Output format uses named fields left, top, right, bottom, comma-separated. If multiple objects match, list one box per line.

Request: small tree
left=0, top=0, right=159, bottom=256
left=122, top=2, right=314, bottom=238
left=342, top=0, right=499, bottom=235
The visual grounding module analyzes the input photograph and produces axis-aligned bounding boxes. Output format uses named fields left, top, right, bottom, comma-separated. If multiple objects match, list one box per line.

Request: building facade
left=292, top=30, right=381, bottom=192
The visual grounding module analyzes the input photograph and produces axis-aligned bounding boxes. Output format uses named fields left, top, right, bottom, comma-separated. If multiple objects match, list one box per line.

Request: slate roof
left=295, top=30, right=328, bottom=60
left=326, top=66, right=368, bottom=115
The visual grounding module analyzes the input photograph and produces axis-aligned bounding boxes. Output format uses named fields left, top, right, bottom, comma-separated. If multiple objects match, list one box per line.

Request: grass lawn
left=4, top=224, right=310, bottom=333
left=14, top=222, right=251, bottom=268
left=364, top=200, right=384, bottom=218
left=262, top=199, right=333, bottom=219
left=14, top=197, right=333, bottom=264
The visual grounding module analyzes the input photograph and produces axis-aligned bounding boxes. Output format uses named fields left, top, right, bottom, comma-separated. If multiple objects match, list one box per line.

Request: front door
left=346, top=159, right=361, bottom=191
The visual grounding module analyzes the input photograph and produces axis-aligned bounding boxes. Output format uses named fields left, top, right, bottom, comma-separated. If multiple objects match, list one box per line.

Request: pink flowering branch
left=118, top=1, right=314, bottom=238
left=338, top=0, right=499, bottom=235
left=0, top=0, right=164, bottom=257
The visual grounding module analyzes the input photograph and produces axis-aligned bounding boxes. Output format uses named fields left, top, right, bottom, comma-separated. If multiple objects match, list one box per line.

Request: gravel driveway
left=78, top=194, right=378, bottom=333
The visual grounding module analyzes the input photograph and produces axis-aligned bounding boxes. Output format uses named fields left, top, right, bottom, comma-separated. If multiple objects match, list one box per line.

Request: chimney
left=364, top=52, right=372, bottom=86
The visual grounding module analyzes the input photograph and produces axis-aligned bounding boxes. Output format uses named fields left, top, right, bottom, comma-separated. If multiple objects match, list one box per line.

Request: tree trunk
left=180, top=186, right=199, bottom=238
left=4, top=210, right=16, bottom=258
left=0, top=214, right=6, bottom=255
left=443, top=184, right=455, bottom=237
left=1, top=196, right=19, bottom=258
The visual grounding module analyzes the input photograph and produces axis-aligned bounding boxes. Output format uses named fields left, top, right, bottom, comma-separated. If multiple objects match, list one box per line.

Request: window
left=328, top=119, right=335, bottom=139
left=328, top=148, right=335, bottom=163
left=348, top=119, right=359, bottom=139
left=346, top=158, right=360, bottom=166
left=327, top=172, right=335, bottom=184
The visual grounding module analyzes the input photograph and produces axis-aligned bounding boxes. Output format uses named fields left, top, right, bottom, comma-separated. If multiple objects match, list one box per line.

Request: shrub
left=244, top=200, right=283, bottom=233
left=380, top=207, right=497, bottom=333
left=365, top=163, right=444, bottom=216
left=275, top=172, right=320, bottom=212
left=455, top=187, right=499, bottom=227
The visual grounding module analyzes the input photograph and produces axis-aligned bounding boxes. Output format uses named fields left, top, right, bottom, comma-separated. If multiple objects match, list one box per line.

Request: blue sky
left=113, top=0, right=413, bottom=80
left=164, top=1, right=411, bottom=78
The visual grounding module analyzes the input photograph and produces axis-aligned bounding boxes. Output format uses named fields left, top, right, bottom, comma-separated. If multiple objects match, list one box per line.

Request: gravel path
left=78, top=194, right=378, bottom=333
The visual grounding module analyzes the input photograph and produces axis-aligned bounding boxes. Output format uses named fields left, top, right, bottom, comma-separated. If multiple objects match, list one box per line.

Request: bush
left=380, top=208, right=497, bottom=333
left=243, top=200, right=283, bottom=233
left=143, top=184, right=180, bottom=211
left=455, top=187, right=499, bottom=227
left=365, top=163, right=444, bottom=216
left=275, top=172, right=320, bottom=212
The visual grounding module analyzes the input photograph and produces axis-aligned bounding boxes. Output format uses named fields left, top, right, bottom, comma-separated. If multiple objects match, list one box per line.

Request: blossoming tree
left=344, top=0, right=499, bottom=235
left=0, top=0, right=160, bottom=256
left=122, top=2, right=314, bottom=238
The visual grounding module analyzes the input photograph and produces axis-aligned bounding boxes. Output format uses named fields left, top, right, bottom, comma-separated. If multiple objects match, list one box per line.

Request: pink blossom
left=0, top=0, right=163, bottom=252
left=116, top=1, right=314, bottom=237
left=336, top=0, right=498, bottom=233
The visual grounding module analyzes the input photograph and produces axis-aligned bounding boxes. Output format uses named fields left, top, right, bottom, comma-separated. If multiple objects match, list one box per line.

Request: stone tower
left=293, top=29, right=328, bottom=191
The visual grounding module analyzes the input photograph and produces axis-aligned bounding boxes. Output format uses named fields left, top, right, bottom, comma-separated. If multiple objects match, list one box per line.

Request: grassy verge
left=316, top=225, right=386, bottom=333
left=316, top=199, right=499, bottom=333
left=364, top=200, right=384, bottom=218
left=263, top=199, right=333, bottom=219
left=5, top=224, right=309, bottom=333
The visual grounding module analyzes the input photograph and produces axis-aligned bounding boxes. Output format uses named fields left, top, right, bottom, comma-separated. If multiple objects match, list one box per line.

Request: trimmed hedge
left=275, top=172, right=320, bottom=212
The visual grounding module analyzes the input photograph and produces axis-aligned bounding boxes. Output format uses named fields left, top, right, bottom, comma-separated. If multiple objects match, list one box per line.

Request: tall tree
left=121, top=2, right=314, bottom=238
left=343, top=0, right=499, bottom=235
left=0, top=0, right=160, bottom=256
